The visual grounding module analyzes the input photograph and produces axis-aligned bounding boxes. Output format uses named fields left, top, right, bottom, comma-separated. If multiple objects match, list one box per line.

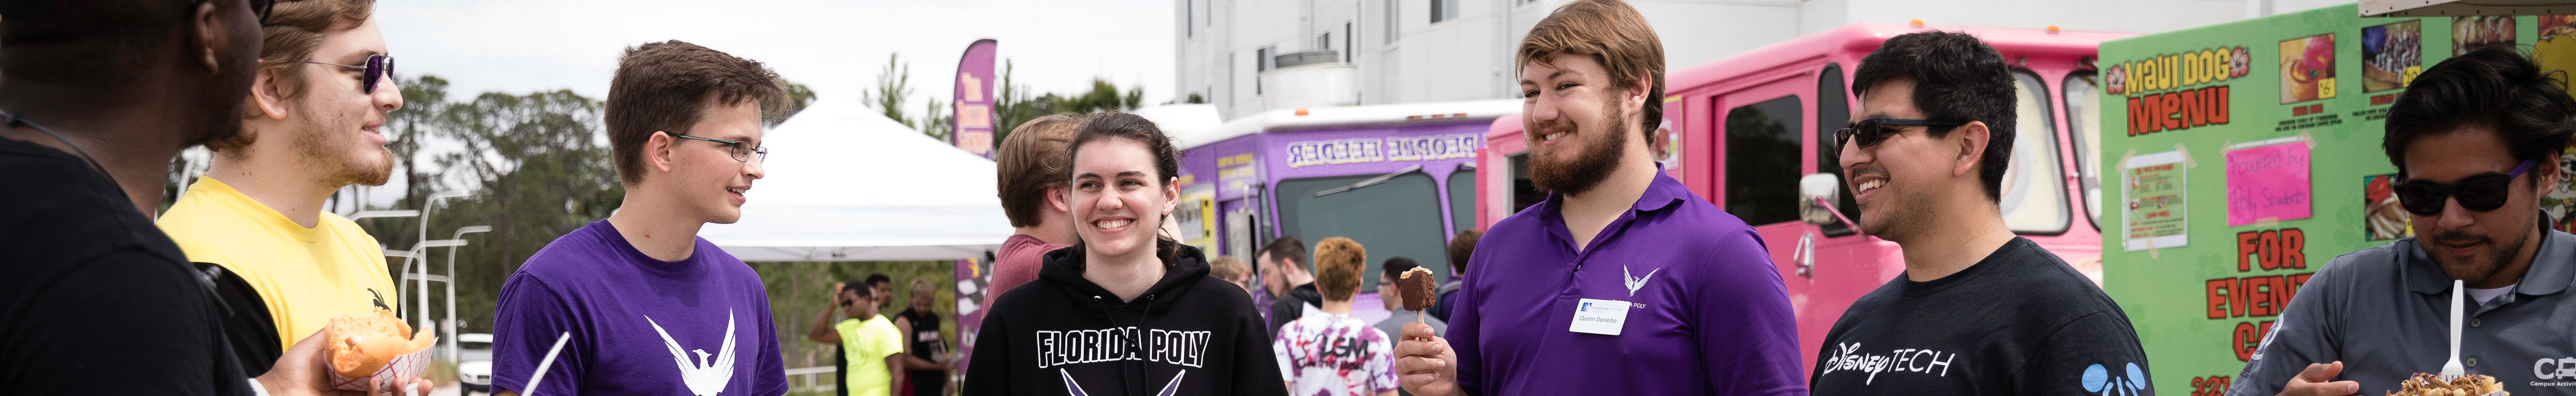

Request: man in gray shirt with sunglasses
left=2231, top=46, right=2576, bottom=396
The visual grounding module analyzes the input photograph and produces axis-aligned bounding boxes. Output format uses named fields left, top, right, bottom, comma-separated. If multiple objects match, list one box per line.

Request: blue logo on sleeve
left=2081, top=363, right=2150, bottom=396
left=1580, top=302, right=1592, bottom=311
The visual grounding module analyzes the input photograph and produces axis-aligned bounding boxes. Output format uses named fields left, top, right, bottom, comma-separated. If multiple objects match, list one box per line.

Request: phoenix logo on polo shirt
left=1623, top=264, right=1660, bottom=296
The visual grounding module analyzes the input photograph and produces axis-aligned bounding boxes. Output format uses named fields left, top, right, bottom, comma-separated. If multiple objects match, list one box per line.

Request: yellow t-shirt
left=156, top=176, right=399, bottom=349
left=837, top=315, right=905, bottom=396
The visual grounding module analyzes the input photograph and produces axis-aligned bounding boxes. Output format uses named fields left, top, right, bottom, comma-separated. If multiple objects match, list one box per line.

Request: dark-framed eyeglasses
left=192, top=0, right=275, bottom=25
left=1835, top=117, right=1969, bottom=150
left=674, top=133, right=769, bottom=163
left=306, top=54, right=394, bottom=94
left=2394, top=159, right=2539, bottom=216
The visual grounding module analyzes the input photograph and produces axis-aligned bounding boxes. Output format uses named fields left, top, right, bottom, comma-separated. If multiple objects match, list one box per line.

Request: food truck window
left=1507, top=153, right=1542, bottom=213
left=1725, top=95, right=1803, bottom=226
left=1815, top=64, right=1861, bottom=237
left=2063, top=71, right=2103, bottom=231
left=2000, top=71, right=2072, bottom=234
left=1447, top=169, right=1475, bottom=233
left=1276, top=173, right=1451, bottom=286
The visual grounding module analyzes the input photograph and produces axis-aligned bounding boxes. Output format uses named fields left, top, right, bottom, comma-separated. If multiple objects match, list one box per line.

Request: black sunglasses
left=307, top=54, right=394, bottom=94
left=191, top=0, right=275, bottom=24
left=2393, top=159, right=2538, bottom=216
left=1835, top=117, right=1968, bottom=150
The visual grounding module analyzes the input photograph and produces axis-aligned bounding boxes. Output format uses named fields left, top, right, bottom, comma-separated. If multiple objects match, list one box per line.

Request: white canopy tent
left=700, top=96, right=1013, bottom=262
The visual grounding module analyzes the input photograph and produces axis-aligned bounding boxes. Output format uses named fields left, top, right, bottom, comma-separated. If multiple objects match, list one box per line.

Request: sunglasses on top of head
left=1834, top=117, right=1968, bottom=150
left=306, top=54, right=396, bottom=94
left=2392, top=159, right=2539, bottom=216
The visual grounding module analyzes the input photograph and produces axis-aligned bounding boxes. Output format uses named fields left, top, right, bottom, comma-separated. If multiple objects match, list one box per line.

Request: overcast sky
left=378, top=0, right=1176, bottom=106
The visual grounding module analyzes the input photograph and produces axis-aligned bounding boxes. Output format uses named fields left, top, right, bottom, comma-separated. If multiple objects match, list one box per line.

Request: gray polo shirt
left=2228, top=226, right=2576, bottom=396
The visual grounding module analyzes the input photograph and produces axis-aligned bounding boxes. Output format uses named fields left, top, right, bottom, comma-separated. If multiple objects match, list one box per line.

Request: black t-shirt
left=1809, top=237, right=2155, bottom=396
left=1265, top=283, right=1321, bottom=336
left=0, top=135, right=256, bottom=396
left=895, top=308, right=946, bottom=396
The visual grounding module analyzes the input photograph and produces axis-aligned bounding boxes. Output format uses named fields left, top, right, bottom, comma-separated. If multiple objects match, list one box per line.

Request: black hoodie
left=963, top=241, right=1288, bottom=396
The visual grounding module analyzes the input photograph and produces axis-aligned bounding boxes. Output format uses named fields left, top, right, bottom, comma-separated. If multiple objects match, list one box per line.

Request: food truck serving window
left=1276, top=173, right=1451, bottom=286
left=1447, top=169, right=1475, bottom=232
left=1726, top=95, right=1804, bottom=226
left=2001, top=71, right=2072, bottom=234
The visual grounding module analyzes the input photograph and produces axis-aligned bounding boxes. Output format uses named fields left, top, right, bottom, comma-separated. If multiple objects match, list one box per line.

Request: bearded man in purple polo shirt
left=1389, top=1, right=1806, bottom=395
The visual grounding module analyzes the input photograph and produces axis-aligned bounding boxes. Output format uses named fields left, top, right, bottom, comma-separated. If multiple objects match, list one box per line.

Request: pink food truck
left=1475, top=22, right=2132, bottom=375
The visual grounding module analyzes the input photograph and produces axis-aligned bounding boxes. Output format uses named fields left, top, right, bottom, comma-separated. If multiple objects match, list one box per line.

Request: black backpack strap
left=193, top=262, right=282, bottom=377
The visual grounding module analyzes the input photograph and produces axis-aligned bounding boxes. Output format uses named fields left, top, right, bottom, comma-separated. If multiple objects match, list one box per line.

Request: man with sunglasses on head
left=0, top=0, right=432, bottom=394
left=1807, top=31, right=2152, bottom=395
left=2229, top=46, right=2576, bottom=396
left=488, top=40, right=788, bottom=396
left=157, top=0, right=405, bottom=377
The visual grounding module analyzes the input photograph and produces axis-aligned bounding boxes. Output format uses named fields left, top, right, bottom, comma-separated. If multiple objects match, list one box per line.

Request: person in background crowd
left=1393, top=1, right=1806, bottom=395
left=2231, top=46, right=2576, bottom=396
left=869, top=274, right=895, bottom=311
left=987, top=115, right=1086, bottom=306
left=0, top=0, right=430, bottom=394
left=158, top=0, right=404, bottom=376
left=891, top=278, right=953, bottom=396
left=1261, top=236, right=1321, bottom=335
left=488, top=40, right=789, bottom=396
left=1808, top=30, right=2151, bottom=395
left=1275, top=237, right=1399, bottom=396
left=962, top=113, right=1286, bottom=396
left=1213, top=255, right=1257, bottom=293
left=1430, top=230, right=1479, bottom=322
left=812, top=281, right=904, bottom=396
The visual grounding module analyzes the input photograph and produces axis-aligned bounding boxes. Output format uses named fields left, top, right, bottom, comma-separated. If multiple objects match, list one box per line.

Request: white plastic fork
left=2441, top=279, right=2465, bottom=381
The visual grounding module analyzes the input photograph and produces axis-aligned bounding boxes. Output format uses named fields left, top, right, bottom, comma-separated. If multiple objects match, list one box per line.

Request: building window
left=1186, top=0, right=1194, bottom=37
left=1344, top=23, right=1354, bottom=62
left=1384, top=0, right=1399, bottom=44
left=1319, top=33, right=1332, bottom=53
left=1431, top=0, right=1459, bottom=23
left=1255, top=46, right=1274, bottom=95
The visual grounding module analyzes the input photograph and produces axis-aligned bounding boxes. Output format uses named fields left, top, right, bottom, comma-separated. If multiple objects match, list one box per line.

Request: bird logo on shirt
left=1623, top=264, right=1661, bottom=296
left=1059, top=368, right=1186, bottom=396
left=649, top=311, right=738, bottom=396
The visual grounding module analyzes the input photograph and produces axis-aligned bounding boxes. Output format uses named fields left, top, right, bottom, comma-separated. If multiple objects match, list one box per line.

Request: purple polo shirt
left=1449, top=172, right=1805, bottom=396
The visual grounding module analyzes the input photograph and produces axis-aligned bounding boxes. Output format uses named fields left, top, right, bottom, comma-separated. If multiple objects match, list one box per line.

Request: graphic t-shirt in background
left=490, top=219, right=787, bottom=396
left=838, top=316, right=904, bottom=396
left=1273, top=313, right=1397, bottom=396
left=1809, top=237, right=2154, bottom=395
left=894, top=308, right=947, bottom=396
left=158, top=176, right=401, bottom=349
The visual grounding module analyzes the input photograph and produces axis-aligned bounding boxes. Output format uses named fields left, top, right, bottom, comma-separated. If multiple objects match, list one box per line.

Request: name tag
left=1569, top=298, right=1631, bottom=335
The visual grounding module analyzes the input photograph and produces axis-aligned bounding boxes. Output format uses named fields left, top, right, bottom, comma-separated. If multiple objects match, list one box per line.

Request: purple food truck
left=1157, top=99, right=1518, bottom=322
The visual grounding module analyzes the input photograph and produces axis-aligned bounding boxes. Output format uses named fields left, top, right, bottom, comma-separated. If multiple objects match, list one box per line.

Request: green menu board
left=2091, top=4, right=2575, bottom=394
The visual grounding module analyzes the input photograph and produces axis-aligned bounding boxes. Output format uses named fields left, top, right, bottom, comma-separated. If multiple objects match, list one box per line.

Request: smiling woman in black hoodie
left=963, top=113, right=1287, bottom=396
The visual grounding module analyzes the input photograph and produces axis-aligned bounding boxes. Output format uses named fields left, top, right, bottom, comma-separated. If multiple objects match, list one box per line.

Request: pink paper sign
left=2226, top=142, right=2313, bottom=226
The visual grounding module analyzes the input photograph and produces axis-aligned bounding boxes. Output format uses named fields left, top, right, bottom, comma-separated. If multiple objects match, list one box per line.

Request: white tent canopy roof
left=700, top=95, right=1012, bottom=262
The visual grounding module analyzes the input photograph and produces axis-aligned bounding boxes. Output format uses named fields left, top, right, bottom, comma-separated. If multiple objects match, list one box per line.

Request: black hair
left=2384, top=46, right=2576, bottom=184
left=1063, top=112, right=1187, bottom=265
left=1263, top=236, right=1307, bottom=269
left=1380, top=257, right=1420, bottom=283
left=0, top=0, right=192, bottom=90
left=1851, top=30, right=2017, bottom=201
left=865, top=274, right=892, bottom=288
left=845, top=279, right=874, bottom=297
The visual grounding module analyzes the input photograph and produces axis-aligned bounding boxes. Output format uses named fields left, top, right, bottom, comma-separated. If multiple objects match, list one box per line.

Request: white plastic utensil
left=2441, top=279, right=2465, bottom=381
left=521, top=332, right=573, bottom=396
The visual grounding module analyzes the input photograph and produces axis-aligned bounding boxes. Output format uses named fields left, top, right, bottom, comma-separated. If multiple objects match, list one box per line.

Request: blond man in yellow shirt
left=156, top=0, right=406, bottom=377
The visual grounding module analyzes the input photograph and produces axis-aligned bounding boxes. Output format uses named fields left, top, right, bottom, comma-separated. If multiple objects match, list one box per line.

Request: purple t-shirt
left=1448, top=172, right=1806, bottom=396
left=491, top=219, right=787, bottom=396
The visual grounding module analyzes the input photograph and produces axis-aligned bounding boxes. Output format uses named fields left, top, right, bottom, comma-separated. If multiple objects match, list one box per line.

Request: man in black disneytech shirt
left=1807, top=30, right=2155, bottom=395
left=0, top=1, right=428, bottom=394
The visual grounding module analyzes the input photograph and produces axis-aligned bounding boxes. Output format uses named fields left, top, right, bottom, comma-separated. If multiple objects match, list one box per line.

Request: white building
left=1176, top=0, right=2351, bottom=120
